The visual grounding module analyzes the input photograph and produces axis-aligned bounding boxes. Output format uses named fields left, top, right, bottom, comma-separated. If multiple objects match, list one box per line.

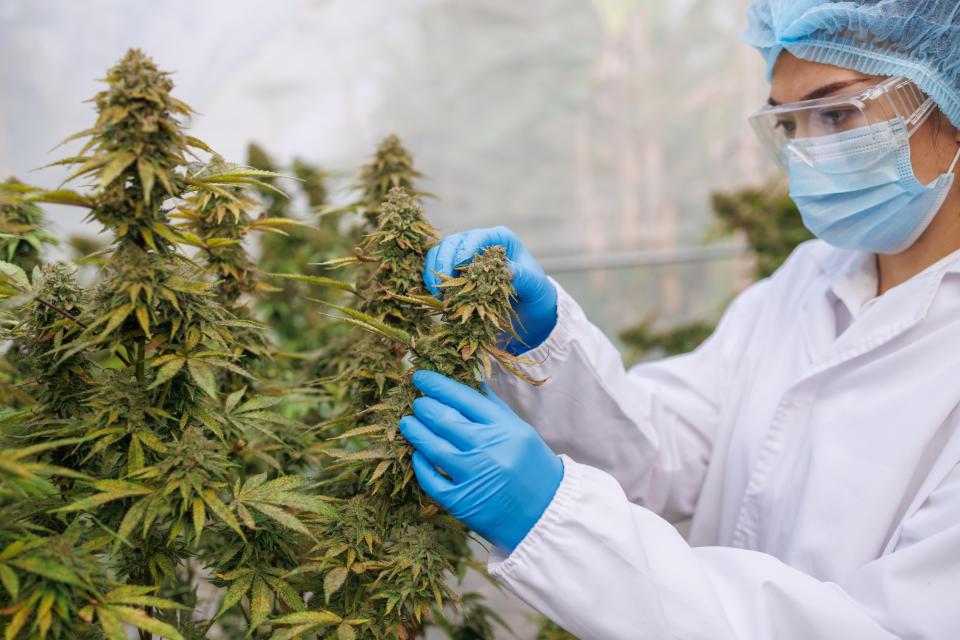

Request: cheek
left=908, top=128, right=946, bottom=184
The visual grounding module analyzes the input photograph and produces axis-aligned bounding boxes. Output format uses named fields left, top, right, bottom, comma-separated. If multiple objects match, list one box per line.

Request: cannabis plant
left=710, top=181, right=811, bottom=280
left=245, top=144, right=352, bottom=357
left=0, top=179, right=57, bottom=273
left=244, top=144, right=352, bottom=434
left=267, top=183, right=537, bottom=639
left=350, top=135, right=427, bottom=233
left=618, top=180, right=811, bottom=364
left=0, top=49, right=336, bottom=639
left=0, top=49, right=540, bottom=640
left=535, top=620, right=578, bottom=640
left=0, top=182, right=58, bottom=406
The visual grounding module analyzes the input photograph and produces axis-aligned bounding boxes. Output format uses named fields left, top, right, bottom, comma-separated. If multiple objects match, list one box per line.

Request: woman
left=398, top=1, right=960, bottom=637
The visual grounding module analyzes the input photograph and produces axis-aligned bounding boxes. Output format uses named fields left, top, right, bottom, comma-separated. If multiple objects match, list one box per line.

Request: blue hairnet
left=743, top=1, right=960, bottom=129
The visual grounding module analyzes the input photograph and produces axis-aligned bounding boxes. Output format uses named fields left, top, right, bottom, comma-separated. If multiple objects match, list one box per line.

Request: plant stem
left=157, top=379, right=171, bottom=409
left=33, top=296, right=88, bottom=329
left=143, top=607, right=153, bottom=640
left=136, top=339, right=145, bottom=385
left=200, top=616, right=218, bottom=636
left=32, top=296, right=133, bottom=366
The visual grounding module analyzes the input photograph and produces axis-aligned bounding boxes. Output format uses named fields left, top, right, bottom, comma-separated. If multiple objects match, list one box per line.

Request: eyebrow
left=767, top=78, right=874, bottom=106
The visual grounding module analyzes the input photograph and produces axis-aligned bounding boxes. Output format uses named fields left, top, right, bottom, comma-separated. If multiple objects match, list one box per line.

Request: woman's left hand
left=399, top=369, right=564, bottom=553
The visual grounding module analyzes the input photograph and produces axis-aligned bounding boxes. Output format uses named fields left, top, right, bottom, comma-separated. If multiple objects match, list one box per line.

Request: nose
left=785, top=142, right=816, bottom=168
left=792, top=113, right=814, bottom=139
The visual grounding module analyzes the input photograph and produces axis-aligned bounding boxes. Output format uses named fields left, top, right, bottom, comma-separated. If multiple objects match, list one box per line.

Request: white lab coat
left=485, top=239, right=960, bottom=640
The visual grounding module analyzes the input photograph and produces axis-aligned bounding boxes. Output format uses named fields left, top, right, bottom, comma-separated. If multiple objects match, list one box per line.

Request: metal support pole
left=537, top=244, right=747, bottom=273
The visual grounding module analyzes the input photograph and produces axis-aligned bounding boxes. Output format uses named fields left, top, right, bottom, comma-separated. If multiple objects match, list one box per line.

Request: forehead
left=769, top=52, right=876, bottom=105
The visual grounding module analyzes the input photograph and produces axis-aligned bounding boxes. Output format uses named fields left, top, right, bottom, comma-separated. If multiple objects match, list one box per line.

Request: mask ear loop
left=949, top=144, right=960, bottom=176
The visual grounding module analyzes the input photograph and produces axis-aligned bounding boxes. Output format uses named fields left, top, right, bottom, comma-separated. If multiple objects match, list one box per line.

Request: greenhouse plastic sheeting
left=0, top=0, right=766, bottom=247
left=0, top=0, right=769, bottom=343
left=2, top=3, right=766, bottom=309
left=0, top=0, right=768, bottom=393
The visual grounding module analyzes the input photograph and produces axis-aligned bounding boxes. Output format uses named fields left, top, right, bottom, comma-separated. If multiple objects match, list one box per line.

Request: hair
left=931, top=107, right=958, bottom=144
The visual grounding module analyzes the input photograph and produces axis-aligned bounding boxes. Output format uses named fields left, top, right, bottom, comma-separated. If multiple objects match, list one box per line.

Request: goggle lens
left=748, top=77, right=933, bottom=173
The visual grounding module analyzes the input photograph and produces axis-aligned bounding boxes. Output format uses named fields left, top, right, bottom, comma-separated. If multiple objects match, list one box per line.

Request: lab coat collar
left=828, top=246, right=960, bottom=322
left=828, top=251, right=878, bottom=323
left=802, top=244, right=960, bottom=373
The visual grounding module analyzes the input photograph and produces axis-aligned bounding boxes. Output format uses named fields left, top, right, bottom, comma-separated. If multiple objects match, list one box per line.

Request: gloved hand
left=423, top=226, right=557, bottom=354
left=399, top=369, right=564, bottom=553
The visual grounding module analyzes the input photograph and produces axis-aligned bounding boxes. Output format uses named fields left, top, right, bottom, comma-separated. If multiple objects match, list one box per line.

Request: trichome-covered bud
left=414, top=245, right=524, bottom=388
left=84, top=49, right=193, bottom=246
left=357, top=135, right=423, bottom=229
left=357, top=187, right=438, bottom=323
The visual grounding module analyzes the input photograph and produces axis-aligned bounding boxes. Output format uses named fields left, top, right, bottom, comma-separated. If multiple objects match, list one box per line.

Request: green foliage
left=0, top=179, right=57, bottom=273
left=619, top=317, right=717, bottom=364
left=353, top=134, right=427, bottom=231
left=0, top=180, right=60, bottom=407
left=9, top=264, right=91, bottom=418
left=618, top=180, right=810, bottom=363
left=0, top=49, right=327, bottom=639
left=0, top=51, right=534, bottom=640
left=534, top=619, right=578, bottom=640
left=284, top=167, right=533, bottom=637
left=711, top=181, right=813, bottom=280
left=246, top=144, right=355, bottom=432
left=428, top=593, right=509, bottom=640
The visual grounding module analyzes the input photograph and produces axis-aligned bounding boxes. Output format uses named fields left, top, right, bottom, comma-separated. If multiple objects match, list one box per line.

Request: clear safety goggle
left=749, top=76, right=936, bottom=173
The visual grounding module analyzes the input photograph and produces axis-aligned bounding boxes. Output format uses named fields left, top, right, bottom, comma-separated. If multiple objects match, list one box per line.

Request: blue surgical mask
left=788, top=118, right=960, bottom=254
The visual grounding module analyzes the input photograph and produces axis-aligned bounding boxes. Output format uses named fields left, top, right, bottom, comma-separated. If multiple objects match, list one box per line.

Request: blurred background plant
left=0, top=180, right=59, bottom=406
left=0, top=179, right=57, bottom=273
left=245, top=144, right=349, bottom=360
left=619, top=181, right=810, bottom=365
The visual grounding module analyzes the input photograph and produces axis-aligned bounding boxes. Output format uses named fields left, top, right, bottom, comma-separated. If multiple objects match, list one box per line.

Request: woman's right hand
left=423, top=226, right=558, bottom=354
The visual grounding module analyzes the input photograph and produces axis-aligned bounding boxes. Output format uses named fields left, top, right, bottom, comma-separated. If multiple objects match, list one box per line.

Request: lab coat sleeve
left=486, top=278, right=769, bottom=521
left=489, top=455, right=960, bottom=640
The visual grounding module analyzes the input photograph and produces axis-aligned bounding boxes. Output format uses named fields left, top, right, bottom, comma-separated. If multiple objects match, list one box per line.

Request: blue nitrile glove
left=399, top=369, right=563, bottom=553
left=423, top=226, right=557, bottom=354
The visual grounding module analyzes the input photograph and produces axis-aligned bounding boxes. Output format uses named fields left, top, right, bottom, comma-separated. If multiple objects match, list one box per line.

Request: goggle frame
left=749, top=76, right=935, bottom=173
